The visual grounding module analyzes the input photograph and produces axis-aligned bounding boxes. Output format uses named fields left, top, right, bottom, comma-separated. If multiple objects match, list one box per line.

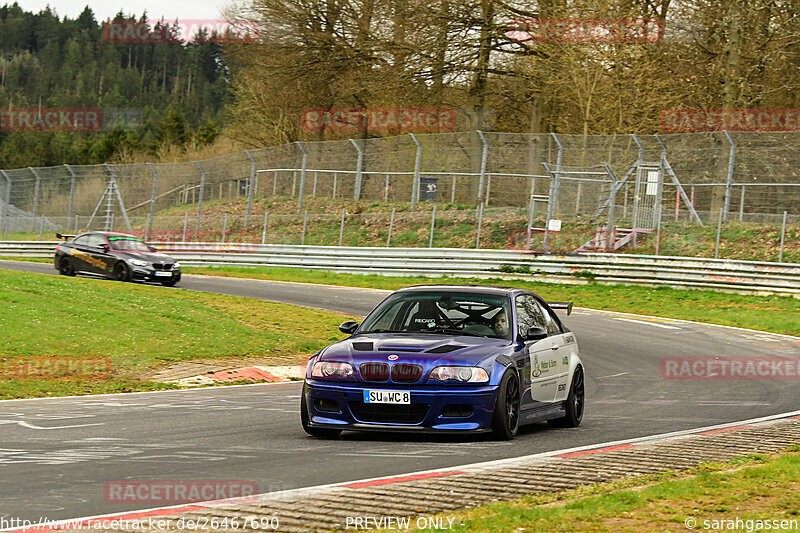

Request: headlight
left=173, top=262, right=181, bottom=269
left=311, top=361, right=354, bottom=379
left=429, top=366, right=489, bottom=383
left=129, top=259, right=148, bottom=267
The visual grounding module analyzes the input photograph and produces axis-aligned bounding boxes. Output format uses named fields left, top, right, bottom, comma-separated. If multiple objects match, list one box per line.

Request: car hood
left=318, top=333, right=511, bottom=368
left=115, top=251, right=175, bottom=263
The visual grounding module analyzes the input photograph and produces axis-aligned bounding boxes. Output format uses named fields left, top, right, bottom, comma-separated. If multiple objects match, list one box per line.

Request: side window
left=86, top=234, right=107, bottom=249
left=515, top=295, right=546, bottom=337
left=536, top=301, right=562, bottom=336
left=73, top=235, right=90, bottom=246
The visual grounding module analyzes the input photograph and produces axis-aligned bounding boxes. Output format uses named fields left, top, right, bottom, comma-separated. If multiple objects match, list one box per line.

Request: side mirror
left=339, top=321, right=359, bottom=334
left=523, top=326, right=548, bottom=342
left=101, top=243, right=110, bottom=252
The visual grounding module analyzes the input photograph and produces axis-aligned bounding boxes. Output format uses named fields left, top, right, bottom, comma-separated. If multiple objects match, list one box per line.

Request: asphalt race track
left=1, top=259, right=799, bottom=522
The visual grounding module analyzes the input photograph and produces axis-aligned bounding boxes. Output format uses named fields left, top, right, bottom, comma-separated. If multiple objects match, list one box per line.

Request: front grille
left=391, top=363, right=423, bottom=383
left=360, top=362, right=390, bottom=382
left=348, top=402, right=429, bottom=424
left=152, top=263, right=174, bottom=271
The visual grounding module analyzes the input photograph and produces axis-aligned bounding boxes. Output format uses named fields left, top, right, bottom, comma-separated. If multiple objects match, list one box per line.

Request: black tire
left=161, top=279, right=178, bottom=287
left=548, top=366, right=584, bottom=428
left=113, top=262, right=131, bottom=282
left=301, top=390, right=342, bottom=438
left=58, top=257, right=75, bottom=276
left=491, top=368, right=520, bottom=440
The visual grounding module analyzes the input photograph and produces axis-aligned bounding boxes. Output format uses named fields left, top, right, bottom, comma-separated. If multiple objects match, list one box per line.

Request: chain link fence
left=0, top=131, right=797, bottom=258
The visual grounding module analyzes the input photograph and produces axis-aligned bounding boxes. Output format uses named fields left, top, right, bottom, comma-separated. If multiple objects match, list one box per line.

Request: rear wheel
left=301, top=389, right=341, bottom=438
left=58, top=257, right=75, bottom=276
left=113, top=262, right=131, bottom=282
left=491, top=368, right=520, bottom=440
left=548, top=366, right=584, bottom=428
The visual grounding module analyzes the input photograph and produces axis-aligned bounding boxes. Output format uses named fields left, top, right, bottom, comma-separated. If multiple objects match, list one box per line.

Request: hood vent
left=425, top=345, right=465, bottom=354
left=352, top=342, right=374, bottom=351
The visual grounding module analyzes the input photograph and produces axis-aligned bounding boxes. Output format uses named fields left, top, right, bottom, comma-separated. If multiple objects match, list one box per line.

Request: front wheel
left=301, top=390, right=341, bottom=438
left=491, top=368, right=520, bottom=440
left=549, top=366, right=584, bottom=428
left=58, top=257, right=75, bottom=276
left=161, top=279, right=178, bottom=287
left=113, top=262, right=131, bottom=282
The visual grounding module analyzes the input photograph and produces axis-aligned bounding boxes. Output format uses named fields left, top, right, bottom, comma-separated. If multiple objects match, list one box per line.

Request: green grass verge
left=184, top=266, right=800, bottom=337
left=409, top=449, right=800, bottom=532
left=0, top=268, right=353, bottom=399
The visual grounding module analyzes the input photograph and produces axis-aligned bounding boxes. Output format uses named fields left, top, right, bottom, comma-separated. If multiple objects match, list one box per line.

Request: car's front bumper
left=304, top=379, right=499, bottom=432
left=131, top=267, right=181, bottom=283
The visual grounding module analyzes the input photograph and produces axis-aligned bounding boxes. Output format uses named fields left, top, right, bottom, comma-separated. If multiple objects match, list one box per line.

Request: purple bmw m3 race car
left=301, top=285, right=584, bottom=440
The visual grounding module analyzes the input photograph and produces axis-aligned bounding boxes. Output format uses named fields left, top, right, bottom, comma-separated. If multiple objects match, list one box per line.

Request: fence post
left=221, top=213, right=228, bottom=243
left=194, top=161, right=206, bottom=231
left=386, top=207, right=395, bottom=247
left=301, top=210, right=308, bottom=245
left=261, top=212, right=268, bottom=245
left=1, top=170, right=10, bottom=240
left=64, top=164, right=77, bottom=220
left=779, top=211, right=788, bottom=262
left=384, top=173, right=390, bottom=202
left=476, top=203, right=484, bottom=248
left=476, top=130, right=488, bottom=207
left=295, top=142, right=307, bottom=213
left=28, top=167, right=41, bottom=221
left=182, top=212, right=188, bottom=241
left=723, top=130, right=736, bottom=221
left=350, top=139, right=364, bottom=201
left=429, top=204, right=436, bottom=248
left=714, top=207, right=724, bottom=259
left=338, top=208, right=346, bottom=246
left=244, top=150, right=256, bottom=225
left=739, top=186, right=745, bottom=221
left=409, top=133, right=422, bottom=211
left=451, top=174, right=457, bottom=203
left=544, top=133, right=563, bottom=252
left=145, top=162, right=159, bottom=241
left=603, top=163, right=617, bottom=251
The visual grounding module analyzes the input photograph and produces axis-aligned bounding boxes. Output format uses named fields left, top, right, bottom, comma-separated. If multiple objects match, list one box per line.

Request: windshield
left=109, top=237, right=151, bottom=252
left=359, top=291, right=512, bottom=339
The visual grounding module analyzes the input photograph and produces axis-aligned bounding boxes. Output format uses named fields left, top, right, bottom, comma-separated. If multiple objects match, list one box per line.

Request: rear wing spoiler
left=55, top=233, right=76, bottom=240
left=547, top=301, right=573, bottom=316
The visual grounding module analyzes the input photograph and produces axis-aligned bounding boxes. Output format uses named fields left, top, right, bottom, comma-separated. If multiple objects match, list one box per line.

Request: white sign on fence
left=548, top=219, right=562, bottom=232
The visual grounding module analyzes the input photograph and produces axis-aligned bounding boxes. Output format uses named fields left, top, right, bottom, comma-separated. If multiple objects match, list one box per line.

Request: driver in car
left=493, top=309, right=509, bottom=337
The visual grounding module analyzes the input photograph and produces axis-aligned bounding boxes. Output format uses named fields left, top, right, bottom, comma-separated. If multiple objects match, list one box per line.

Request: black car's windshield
left=109, top=237, right=151, bottom=252
left=359, top=291, right=512, bottom=340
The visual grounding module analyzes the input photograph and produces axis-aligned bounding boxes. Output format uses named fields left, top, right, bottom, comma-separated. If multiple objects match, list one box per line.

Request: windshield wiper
left=421, top=328, right=490, bottom=338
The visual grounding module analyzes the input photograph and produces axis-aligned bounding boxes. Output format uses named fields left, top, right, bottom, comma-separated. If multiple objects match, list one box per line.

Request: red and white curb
left=170, top=365, right=308, bottom=387
left=5, top=408, right=800, bottom=533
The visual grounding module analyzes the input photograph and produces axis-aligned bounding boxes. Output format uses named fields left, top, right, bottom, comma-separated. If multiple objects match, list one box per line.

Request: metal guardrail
left=2, top=241, right=799, bottom=295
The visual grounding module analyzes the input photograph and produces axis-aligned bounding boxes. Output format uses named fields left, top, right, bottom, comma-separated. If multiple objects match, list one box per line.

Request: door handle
left=551, top=345, right=560, bottom=350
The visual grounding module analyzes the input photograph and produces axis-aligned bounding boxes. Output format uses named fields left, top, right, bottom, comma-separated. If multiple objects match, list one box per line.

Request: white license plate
left=363, top=390, right=411, bottom=404
left=154, top=271, right=172, bottom=277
